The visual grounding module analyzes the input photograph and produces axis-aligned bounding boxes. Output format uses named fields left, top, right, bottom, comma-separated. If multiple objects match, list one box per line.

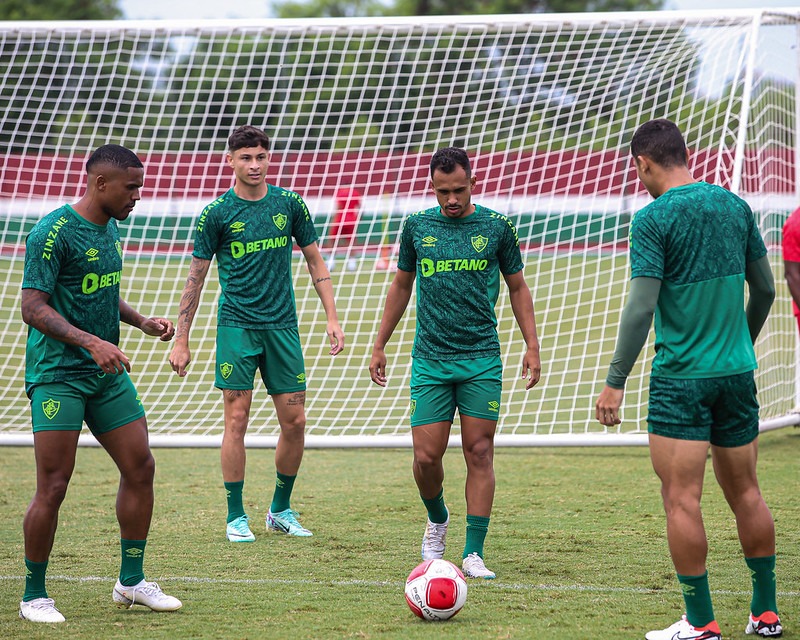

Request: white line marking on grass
left=2, top=575, right=799, bottom=598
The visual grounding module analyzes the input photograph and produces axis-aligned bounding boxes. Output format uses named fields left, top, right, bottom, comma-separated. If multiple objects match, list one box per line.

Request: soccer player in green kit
left=169, top=125, right=344, bottom=542
left=595, top=119, right=782, bottom=639
left=19, top=144, right=182, bottom=623
left=369, top=147, right=541, bottom=579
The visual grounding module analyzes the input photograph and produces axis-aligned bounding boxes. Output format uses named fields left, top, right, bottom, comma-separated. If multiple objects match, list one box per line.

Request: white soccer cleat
left=645, top=615, right=721, bottom=640
left=113, top=579, right=182, bottom=611
left=745, top=611, right=783, bottom=637
left=226, top=514, right=256, bottom=542
left=267, top=509, right=313, bottom=537
left=461, top=552, right=496, bottom=579
left=19, top=598, right=65, bottom=623
left=421, top=516, right=448, bottom=560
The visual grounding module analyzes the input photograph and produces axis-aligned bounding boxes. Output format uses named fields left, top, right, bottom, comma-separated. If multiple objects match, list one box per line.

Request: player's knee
left=35, top=476, right=71, bottom=509
left=463, top=440, right=493, bottom=470
left=123, top=452, right=155, bottom=486
left=279, top=415, right=306, bottom=438
left=413, top=449, right=442, bottom=470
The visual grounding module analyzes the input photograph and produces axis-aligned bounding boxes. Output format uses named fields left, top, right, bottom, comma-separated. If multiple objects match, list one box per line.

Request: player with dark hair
left=369, top=146, right=541, bottom=579
left=595, top=119, right=781, bottom=639
left=20, top=144, right=182, bottom=623
left=169, top=125, right=344, bottom=542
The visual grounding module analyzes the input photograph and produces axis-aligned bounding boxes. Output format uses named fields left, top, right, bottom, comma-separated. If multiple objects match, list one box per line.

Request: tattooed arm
left=169, top=256, right=212, bottom=377
left=21, top=288, right=133, bottom=374
left=300, top=241, right=345, bottom=355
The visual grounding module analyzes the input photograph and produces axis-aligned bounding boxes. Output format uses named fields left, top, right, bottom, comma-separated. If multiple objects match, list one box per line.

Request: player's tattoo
left=287, top=391, right=306, bottom=406
left=223, top=389, right=251, bottom=400
left=314, top=276, right=331, bottom=284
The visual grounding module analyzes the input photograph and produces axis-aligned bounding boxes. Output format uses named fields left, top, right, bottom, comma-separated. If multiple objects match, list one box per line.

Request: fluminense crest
left=471, top=235, right=488, bottom=253
left=42, top=398, right=60, bottom=420
left=273, top=213, right=287, bottom=231
left=220, top=362, right=234, bottom=379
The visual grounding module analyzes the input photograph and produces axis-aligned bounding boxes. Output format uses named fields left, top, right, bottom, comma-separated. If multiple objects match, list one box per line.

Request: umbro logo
left=230, top=221, right=246, bottom=233
left=422, top=235, right=437, bottom=247
left=85, top=247, right=100, bottom=262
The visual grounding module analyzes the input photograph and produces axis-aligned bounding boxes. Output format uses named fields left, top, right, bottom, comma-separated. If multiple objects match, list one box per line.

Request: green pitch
left=0, top=432, right=798, bottom=638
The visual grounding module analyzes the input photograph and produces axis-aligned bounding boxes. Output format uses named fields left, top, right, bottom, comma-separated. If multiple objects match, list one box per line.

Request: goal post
left=1, top=10, right=799, bottom=447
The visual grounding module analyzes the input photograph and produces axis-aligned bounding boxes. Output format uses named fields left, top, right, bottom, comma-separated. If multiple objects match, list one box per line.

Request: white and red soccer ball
left=404, top=559, right=468, bottom=621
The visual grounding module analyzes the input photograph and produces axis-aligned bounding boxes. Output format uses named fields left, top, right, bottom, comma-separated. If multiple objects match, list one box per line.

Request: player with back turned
left=595, top=119, right=782, bottom=639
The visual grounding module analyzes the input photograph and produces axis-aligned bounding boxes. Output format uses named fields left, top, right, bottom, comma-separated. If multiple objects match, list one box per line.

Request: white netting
left=1, top=11, right=799, bottom=446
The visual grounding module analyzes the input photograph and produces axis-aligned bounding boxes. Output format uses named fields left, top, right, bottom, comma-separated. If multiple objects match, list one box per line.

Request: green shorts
left=215, top=325, right=306, bottom=395
left=409, top=355, right=502, bottom=427
left=647, top=371, right=759, bottom=447
left=28, top=371, right=145, bottom=435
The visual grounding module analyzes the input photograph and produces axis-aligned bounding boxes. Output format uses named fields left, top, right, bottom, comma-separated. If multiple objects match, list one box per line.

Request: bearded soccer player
left=369, top=147, right=541, bottom=579
left=169, top=125, right=344, bottom=542
left=595, top=119, right=782, bottom=639
left=20, top=144, right=182, bottom=623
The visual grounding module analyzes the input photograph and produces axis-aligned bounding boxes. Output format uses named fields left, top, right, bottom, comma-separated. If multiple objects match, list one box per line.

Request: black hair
left=86, top=144, right=143, bottom=173
left=630, top=119, right=688, bottom=168
left=228, top=125, right=271, bottom=153
left=430, top=147, right=471, bottom=178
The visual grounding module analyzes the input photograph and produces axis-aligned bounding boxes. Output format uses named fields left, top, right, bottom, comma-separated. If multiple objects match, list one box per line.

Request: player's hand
left=595, top=385, right=624, bottom=426
left=521, top=346, right=541, bottom=390
left=88, top=338, right=131, bottom=375
left=141, top=316, right=175, bottom=341
left=369, top=348, right=388, bottom=387
left=169, top=343, right=192, bottom=378
left=328, top=321, right=345, bottom=356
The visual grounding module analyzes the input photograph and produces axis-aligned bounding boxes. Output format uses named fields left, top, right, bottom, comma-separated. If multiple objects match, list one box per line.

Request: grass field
left=1, top=429, right=798, bottom=639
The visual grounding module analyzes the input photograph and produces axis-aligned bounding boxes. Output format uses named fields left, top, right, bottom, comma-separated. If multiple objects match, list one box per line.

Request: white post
left=730, top=13, right=760, bottom=195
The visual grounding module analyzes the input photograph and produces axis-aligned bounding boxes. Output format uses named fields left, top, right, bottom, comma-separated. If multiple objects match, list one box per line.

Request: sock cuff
left=466, top=514, right=490, bottom=528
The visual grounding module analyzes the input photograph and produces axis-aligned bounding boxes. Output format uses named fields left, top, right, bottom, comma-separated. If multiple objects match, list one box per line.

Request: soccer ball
left=404, top=559, right=468, bottom=621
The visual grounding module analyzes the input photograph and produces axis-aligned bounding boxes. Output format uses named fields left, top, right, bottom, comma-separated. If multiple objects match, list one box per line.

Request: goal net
left=2, top=10, right=799, bottom=447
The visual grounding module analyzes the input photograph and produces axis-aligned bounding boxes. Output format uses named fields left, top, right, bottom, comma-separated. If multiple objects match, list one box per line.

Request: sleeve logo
left=471, top=235, right=488, bottom=253
left=272, top=213, right=288, bottom=231
left=42, top=398, right=60, bottom=420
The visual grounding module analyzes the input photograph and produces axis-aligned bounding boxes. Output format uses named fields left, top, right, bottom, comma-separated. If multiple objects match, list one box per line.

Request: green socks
left=270, top=472, right=296, bottom=513
left=463, top=514, right=490, bottom=559
left=746, top=555, right=778, bottom=616
left=225, top=480, right=245, bottom=523
left=119, top=539, right=146, bottom=587
left=421, top=489, right=448, bottom=524
left=677, top=571, right=715, bottom=628
left=23, top=558, right=48, bottom=601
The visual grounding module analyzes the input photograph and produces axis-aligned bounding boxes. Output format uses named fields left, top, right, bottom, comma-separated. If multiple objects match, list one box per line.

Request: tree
left=274, top=0, right=664, bottom=19
left=0, top=0, right=122, bottom=20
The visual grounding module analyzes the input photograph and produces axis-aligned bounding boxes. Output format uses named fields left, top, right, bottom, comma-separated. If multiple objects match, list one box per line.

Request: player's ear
left=226, top=151, right=234, bottom=168
left=633, top=155, right=649, bottom=174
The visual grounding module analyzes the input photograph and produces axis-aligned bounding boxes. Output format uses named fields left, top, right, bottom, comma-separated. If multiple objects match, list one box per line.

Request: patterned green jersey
left=397, top=204, right=524, bottom=360
left=192, top=185, right=319, bottom=330
left=629, top=181, right=767, bottom=379
left=23, top=205, right=124, bottom=385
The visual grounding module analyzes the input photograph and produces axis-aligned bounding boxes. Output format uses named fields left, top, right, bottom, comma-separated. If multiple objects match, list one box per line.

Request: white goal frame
left=1, top=10, right=800, bottom=448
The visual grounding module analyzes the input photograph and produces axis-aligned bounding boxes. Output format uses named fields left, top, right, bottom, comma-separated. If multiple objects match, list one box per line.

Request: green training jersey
left=192, top=185, right=319, bottom=330
left=397, top=204, right=524, bottom=360
left=22, top=205, right=124, bottom=385
left=629, top=181, right=767, bottom=379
